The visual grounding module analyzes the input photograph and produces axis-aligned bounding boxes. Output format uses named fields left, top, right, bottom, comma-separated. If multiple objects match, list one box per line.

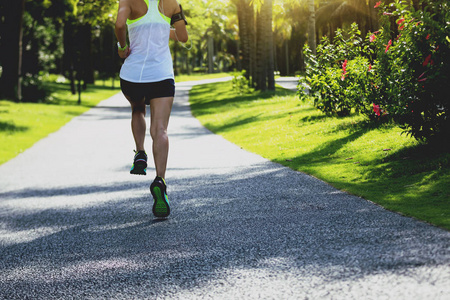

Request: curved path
left=0, top=78, right=449, bottom=299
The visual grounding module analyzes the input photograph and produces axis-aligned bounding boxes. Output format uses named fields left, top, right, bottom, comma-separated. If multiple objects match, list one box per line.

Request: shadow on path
left=0, top=79, right=449, bottom=299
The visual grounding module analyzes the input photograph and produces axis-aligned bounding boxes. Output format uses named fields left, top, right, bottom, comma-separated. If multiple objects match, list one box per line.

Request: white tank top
left=120, top=0, right=174, bottom=83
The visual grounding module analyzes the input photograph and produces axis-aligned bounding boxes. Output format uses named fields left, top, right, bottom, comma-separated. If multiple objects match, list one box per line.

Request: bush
left=371, top=0, right=450, bottom=141
left=301, top=0, right=450, bottom=142
left=301, top=24, right=375, bottom=117
left=21, top=73, right=51, bottom=103
left=231, top=70, right=253, bottom=95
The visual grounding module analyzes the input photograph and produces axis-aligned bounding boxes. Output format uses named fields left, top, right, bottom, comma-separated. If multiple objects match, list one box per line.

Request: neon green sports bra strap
left=127, top=0, right=170, bottom=25
left=126, top=0, right=150, bottom=25
left=158, top=0, right=171, bottom=24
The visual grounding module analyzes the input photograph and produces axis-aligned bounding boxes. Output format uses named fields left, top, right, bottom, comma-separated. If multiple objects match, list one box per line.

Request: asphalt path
left=276, top=76, right=299, bottom=91
left=0, top=78, right=449, bottom=299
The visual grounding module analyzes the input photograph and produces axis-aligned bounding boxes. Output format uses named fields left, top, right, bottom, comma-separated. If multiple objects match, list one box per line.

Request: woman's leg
left=121, top=79, right=147, bottom=152
left=127, top=97, right=147, bottom=151
left=149, top=97, right=173, bottom=179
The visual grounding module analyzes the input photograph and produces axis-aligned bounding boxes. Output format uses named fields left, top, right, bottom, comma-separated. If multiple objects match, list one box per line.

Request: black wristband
left=171, top=4, right=187, bottom=26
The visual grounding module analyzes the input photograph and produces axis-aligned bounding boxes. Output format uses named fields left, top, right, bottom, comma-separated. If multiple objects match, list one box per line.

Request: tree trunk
left=285, top=40, right=289, bottom=76
left=64, top=19, right=77, bottom=94
left=255, top=6, right=266, bottom=91
left=266, top=0, right=275, bottom=91
left=237, top=0, right=249, bottom=75
left=81, top=24, right=94, bottom=84
left=248, top=3, right=256, bottom=87
left=207, top=34, right=214, bottom=73
left=308, top=0, right=316, bottom=55
left=0, top=0, right=25, bottom=101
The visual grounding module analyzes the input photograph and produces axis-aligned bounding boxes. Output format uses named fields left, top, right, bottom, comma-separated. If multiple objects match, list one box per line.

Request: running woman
left=115, top=0, right=188, bottom=218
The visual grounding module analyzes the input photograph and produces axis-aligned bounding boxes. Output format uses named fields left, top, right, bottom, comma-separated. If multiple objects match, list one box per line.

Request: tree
left=0, top=0, right=25, bottom=101
left=236, top=0, right=274, bottom=91
left=308, top=0, right=316, bottom=55
left=266, top=0, right=275, bottom=90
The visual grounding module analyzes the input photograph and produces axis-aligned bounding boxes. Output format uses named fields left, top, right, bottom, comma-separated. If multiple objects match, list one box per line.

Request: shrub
left=371, top=0, right=450, bottom=141
left=301, top=24, right=375, bottom=117
left=231, top=70, right=253, bottom=95
left=301, top=0, right=450, bottom=142
left=21, top=73, right=51, bottom=103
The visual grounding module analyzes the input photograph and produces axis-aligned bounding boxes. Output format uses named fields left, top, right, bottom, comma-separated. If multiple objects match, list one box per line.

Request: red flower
left=426, top=34, right=430, bottom=40
left=373, top=104, right=381, bottom=116
left=374, top=1, right=382, bottom=8
left=370, top=34, right=376, bottom=42
left=368, top=64, right=372, bottom=71
left=398, top=24, right=405, bottom=31
left=396, top=17, right=405, bottom=25
left=341, top=59, right=348, bottom=80
left=418, top=72, right=427, bottom=82
left=423, top=54, right=432, bottom=67
left=385, top=40, right=392, bottom=53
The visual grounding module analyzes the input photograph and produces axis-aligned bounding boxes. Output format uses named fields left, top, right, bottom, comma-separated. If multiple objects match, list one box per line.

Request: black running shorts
left=120, top=78, right=175, bottom=104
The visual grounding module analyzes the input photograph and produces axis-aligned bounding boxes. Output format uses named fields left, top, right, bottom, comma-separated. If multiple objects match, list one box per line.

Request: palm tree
left=236, top=0, right=251, bottom=77
left=255, top=3, right=267, bottom=90
left=254, top=0, right=274, bottom=91
left=308, top=0, right=316, bottom=54
left=266, top=0, right=275, bottom=90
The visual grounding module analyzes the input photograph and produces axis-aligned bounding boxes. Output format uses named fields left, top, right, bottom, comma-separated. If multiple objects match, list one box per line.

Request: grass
left=189, top=81, right=450, bottom=230
left=175, top=72, right=230, bottom=82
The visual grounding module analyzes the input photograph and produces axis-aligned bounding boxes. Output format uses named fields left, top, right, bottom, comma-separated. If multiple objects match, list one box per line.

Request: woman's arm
left=168, top=0, right=188, bottom=42
left=115, top=0, right=131, bottom=58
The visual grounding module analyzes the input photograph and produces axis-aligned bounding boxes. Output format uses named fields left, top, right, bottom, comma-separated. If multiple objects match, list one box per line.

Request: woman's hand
left=118, top=46, right=131, bottom=59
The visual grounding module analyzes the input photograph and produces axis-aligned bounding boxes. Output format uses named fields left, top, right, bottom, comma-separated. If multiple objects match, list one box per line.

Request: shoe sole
left=130, top=164, right=147, bottom=175
left=151, top=184, right=170, bottom=218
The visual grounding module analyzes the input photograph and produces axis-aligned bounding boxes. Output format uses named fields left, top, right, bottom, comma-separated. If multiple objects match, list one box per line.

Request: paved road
left=276, top=76, right=299, bottom=91
left=0, top=78, right=449, bottom=299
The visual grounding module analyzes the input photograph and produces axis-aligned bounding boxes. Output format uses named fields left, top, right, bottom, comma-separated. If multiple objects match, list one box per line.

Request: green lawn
left=175, top=72, right=230, bottom=82
left=189, top=81, right=450, bottom=230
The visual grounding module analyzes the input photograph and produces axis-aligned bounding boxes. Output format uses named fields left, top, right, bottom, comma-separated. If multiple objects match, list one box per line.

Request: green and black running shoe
left=150, top=176, right=170, bottom=218
left=130, top=150, right=147, bottom=175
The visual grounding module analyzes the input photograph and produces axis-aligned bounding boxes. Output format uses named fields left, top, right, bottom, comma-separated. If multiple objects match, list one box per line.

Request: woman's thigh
left=150, top=97, right=174, bottom=130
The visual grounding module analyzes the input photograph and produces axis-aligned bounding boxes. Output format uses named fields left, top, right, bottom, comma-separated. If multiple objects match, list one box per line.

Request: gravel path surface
left=1, top=78, right=449, bottom=299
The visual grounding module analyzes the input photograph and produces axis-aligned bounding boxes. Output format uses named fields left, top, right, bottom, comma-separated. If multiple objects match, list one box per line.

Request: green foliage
left=231, top=70, right=253, bottom=95
left=301, top=0, right=450, bottom=142
left=371, top=0, right=450, bottom=142
left=21, top=73, right=51, bottom=103
left=301, top=24, right=375, bottom=117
